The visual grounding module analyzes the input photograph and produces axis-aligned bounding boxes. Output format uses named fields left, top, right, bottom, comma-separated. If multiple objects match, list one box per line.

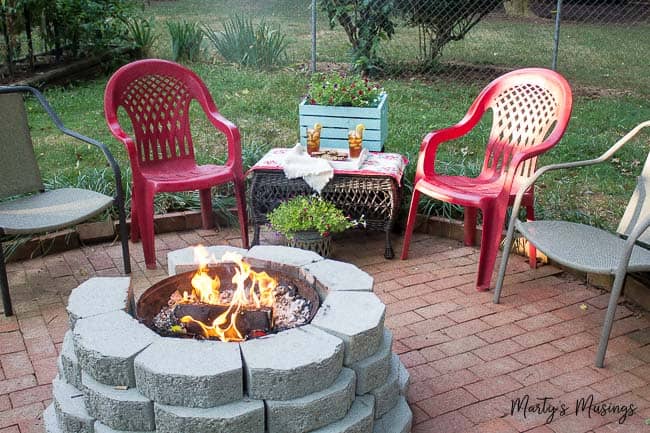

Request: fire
left=177, top=246, right=277, bottom=342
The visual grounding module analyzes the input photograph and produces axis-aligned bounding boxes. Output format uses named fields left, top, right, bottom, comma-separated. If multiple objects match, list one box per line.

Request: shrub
left=167, top=20, right=204, bottom=62
left=305, top=72, right=383, bottom=107
left=48, top=0, right=136, bottom=57
left=123, top=16, right=158, bottom=58
left=203, top=15, right=288, bottom=70
left=318, top=0, right=395, bottom=74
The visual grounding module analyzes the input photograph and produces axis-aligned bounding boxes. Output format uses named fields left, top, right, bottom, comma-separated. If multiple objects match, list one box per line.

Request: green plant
left=167, top=20, right=203, bottom=62
left=203, top=15, right=288, bottom=70
left=267, top=195, right=364, bottom=239
left=48, top=0, right=136, bottom=57
left=319, top=0, right=395, bottom=73
left=306, top=72, right=383, bottom=107
left=123, top=16, right=158, bottom=58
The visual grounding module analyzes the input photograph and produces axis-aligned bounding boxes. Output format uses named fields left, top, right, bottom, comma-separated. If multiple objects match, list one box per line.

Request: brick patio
left=1, top=228, right=649, bottom=433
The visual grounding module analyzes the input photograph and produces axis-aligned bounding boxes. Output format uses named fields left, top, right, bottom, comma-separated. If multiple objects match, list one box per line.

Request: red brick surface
left=0, top=228, right=649, bottom=433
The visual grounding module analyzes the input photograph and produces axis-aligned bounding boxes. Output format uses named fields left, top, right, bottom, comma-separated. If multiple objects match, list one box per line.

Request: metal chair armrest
left=510, top=120, right=650, bottom=219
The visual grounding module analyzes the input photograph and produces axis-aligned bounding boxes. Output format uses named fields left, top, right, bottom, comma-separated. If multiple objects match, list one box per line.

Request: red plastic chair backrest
left=473, top=68, right=572, bottom=185
left=105, top=59, right=235, bottom=170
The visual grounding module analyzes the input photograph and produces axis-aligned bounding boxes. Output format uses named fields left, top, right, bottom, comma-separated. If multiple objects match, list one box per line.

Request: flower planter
left=287, top=231, right=332, bottom=258
left=298, top=93, right=388, bottom=152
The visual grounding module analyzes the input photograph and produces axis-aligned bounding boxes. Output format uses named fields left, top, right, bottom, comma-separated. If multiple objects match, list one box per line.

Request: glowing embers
left=144, top=246, right=317, bottom=342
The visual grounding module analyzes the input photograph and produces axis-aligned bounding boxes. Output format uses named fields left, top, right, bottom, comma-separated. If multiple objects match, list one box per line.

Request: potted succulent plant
left=299, top=72, right=388, bottom=151
left=267, top=195, right=364, bottom=257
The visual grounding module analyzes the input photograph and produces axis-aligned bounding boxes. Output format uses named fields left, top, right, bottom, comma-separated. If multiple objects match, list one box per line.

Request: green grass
left=21, top=0, right=650, bottom=232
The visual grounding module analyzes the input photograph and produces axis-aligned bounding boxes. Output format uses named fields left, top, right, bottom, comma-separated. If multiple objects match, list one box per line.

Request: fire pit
left=137, top=248, right=320, bottom=342
left=44, top=245, right=413, bottom=433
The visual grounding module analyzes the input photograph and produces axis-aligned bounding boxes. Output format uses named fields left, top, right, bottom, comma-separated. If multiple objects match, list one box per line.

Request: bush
left=0, top=0, right=137, bottom=75
left=123, top=16, right=158, bottom=58
left=48, top=0, right=136, bottom=57
left=318, top=0, right=395, bottom=74
left=167, top=20, right=204, bottom=62
left=203, top=15, right=288, bottom=70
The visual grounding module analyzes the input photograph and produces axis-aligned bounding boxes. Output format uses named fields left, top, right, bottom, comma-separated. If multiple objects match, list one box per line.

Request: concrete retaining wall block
left=82, top=372, right=155, bottom=431
left=134, top=338, right=242, bottom=408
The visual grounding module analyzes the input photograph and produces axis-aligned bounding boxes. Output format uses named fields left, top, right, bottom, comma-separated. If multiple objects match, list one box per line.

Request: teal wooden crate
left=298, top=93, right=388, bottom=151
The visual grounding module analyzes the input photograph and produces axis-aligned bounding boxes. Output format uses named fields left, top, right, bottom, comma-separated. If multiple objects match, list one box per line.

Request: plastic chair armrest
left=205, top=110, right=242, bottom=171
left=417, top=112, right=485, bottom=179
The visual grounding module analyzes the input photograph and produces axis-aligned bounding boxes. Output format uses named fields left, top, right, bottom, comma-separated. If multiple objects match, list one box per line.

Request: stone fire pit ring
left=45, top=245, right=412, bottom=433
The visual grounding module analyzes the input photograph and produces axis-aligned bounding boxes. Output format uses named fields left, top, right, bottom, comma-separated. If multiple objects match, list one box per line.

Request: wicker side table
left=249, top=170, right=402, bottom=259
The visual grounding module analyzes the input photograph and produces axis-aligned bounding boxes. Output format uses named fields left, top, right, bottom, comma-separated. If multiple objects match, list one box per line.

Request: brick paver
left=0, top=228, right=649, bottom=433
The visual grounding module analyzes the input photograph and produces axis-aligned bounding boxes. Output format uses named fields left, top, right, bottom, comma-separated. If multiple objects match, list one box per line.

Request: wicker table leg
left=252, top=224, right=261, bottom=246
left=384, top=229, right=394, bottom=259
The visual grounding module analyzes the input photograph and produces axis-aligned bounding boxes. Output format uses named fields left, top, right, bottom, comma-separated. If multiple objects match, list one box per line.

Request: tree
left=394, top=0, right=502, bottom=64
left=319, top=0, right=395, bottom=74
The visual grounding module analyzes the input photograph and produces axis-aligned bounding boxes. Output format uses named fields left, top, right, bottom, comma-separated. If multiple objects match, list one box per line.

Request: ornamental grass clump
left=267, top=195, right=364, bottom=240
left=306, top=72, right=383, bottom=108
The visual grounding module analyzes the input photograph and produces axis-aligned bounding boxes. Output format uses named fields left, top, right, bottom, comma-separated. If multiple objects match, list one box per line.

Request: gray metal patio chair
left=0, top=86, right=131, bottom=317
left=493, top=120, right=650, bottom=368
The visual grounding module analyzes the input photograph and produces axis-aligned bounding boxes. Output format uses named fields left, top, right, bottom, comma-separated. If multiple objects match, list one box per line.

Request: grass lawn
left=22, top=0, right=650, bottom=232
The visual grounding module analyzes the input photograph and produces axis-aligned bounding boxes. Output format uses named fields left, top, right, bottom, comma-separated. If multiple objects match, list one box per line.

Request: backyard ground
left=3, top=0, right=644, bottom=234
left=2, top=1, right=650, bottom=431
left=1, top=229, right=650, bottom=432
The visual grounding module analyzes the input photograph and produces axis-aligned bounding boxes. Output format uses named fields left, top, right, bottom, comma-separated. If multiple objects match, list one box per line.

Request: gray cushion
left=0, top=188, right=113, bottom=235
left=516, top=220, right=650, bottom=274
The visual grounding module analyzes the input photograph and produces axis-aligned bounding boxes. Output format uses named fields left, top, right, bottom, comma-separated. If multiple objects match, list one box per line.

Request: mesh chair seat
left=0, top=188, right=113, bottom=235
left=516, top=220, right=650, bottom=274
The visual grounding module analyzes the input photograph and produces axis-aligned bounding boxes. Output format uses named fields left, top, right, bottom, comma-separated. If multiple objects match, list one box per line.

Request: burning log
left=173, top=303, right=273, bottom=339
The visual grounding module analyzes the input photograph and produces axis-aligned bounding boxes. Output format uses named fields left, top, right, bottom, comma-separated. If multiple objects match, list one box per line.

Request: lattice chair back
left=477, top=69, right=572, bottom=188
left=0, top=93, right=44, bottom=198
left=105, top=60, right=217, bottom=169
left=618, top=151, right=650, bottom=246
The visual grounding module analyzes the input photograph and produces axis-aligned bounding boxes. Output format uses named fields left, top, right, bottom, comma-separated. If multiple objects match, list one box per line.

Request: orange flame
left=189, top=246, right=221, bottom=303
left=178, top=247, right=277, bottom=342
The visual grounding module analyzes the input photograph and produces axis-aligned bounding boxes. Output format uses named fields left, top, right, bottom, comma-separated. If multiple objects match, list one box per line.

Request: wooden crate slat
left=298, top=93, right=388, bottom=152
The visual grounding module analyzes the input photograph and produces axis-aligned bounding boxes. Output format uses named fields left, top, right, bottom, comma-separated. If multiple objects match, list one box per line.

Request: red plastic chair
left=401, top=68, right=572, bottom=291
left=104, top=59, right=249, bottom=269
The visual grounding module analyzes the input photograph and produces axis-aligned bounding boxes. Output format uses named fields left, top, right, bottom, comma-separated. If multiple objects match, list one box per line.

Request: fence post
left=552, top=0, right=563, bottom=70
left=311, top=0, right=317, bottom=73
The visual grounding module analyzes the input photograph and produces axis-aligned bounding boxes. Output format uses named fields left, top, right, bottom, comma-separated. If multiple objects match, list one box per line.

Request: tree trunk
left=24, top=5, right=34, bottom=70
left=504, top=0, right=534, bottom=17
left=1, top=12, right=14, bottom=77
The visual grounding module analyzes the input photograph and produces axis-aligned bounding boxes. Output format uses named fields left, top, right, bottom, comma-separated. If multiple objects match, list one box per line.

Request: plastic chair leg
left=400, top=189, right=421, bottom=260
left=130, top=188, right=140, bottom=243
left=464, top=207, right=478, bottom=246
left=234, top=179, right=249, bottom=249
left=0, top=246, right=13, bottom=317
left=199, top=188, right=214, bottom=229
left=475, top=204, right=508, bottom=291
left=136, top=187, right=157, bottom=269
left=526, top=205, right=537, bottom=269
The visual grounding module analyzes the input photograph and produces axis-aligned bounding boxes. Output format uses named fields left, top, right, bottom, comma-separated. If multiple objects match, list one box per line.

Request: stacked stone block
left=46, top=245, right=412, bottom=433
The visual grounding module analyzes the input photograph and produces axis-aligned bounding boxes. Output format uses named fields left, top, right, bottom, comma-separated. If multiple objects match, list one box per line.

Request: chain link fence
left=296, top=0, right=649, bottom=95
